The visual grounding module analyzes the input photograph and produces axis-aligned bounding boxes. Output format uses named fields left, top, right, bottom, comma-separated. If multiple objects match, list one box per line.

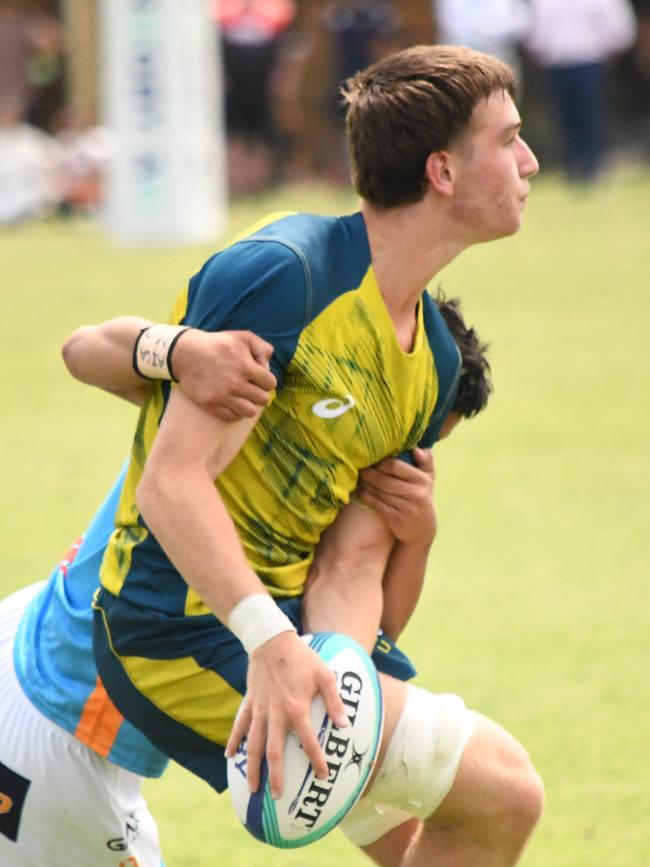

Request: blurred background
left=0, top=0, right=649, bottom=234
left=1, top=3, right=649, bottom=866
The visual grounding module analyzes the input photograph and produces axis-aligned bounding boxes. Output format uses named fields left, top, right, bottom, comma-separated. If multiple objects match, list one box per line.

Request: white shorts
left=0, top=584, right=163, bottom=867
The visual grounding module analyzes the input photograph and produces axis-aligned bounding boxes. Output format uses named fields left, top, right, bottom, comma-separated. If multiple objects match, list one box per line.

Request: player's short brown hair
left=343, top=45, right=517, bottom=208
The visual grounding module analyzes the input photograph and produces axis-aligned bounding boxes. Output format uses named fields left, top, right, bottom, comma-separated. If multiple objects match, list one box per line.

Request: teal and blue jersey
left=13, top=466, right=169, bottom=778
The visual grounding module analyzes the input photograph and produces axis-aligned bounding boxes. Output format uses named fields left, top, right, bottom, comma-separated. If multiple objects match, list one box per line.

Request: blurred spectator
left=634, top=0, right=650, bottom=79
left=266, top=26, right=313, bottom=183
left=432, top=0, right=531, bottom=84
left=0, top=6, right=65, bottom=135
left=524, top=0, right=637, bottom=182
left=0, top=5, right=33, bottom=110
left=214, top=0, right=297, bottom=193
left=56, top=114, right=112, bottom=217
left=324, top=0, right=402, bottom=90
left=0, top=95, right=63, bottom=225
left=321, top=1, right=402, bottom=181
left=23, top=11, right=66, bottom=133
left=627, top=0, right=650, bottom=158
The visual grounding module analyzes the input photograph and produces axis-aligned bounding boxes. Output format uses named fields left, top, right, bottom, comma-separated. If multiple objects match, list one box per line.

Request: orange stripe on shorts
left=75, top=676, right=124, bottom=757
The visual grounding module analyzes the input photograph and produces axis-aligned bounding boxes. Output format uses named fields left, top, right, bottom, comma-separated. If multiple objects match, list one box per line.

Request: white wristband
left=228, top=593, right=297, bottom=656
left=133, top=323, right=190, bottom=382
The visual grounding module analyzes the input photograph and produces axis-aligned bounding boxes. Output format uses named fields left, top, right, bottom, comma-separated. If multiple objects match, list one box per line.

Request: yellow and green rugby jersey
left=100, top=212, right=461, bottom=615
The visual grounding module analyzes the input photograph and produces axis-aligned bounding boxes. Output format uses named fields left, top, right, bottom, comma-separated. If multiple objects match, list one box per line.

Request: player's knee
left=500, top=742, right=545, bottom=839
left=460, top=719, right=544, bottom=845
left=339, top=688, right=543, bottom=852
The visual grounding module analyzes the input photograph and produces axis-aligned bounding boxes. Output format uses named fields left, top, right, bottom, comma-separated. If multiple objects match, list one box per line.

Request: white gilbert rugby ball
left=227, top=631, right=384, bottom=848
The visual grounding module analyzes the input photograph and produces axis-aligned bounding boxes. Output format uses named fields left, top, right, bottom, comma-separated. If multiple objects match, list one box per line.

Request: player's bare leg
left=360, top=677, right=544, bottom=867
left=362, top=818, right=423, bottom=867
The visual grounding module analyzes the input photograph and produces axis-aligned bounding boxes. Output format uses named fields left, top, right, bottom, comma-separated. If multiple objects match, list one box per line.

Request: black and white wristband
left=133, top=324, right=191, bottom=382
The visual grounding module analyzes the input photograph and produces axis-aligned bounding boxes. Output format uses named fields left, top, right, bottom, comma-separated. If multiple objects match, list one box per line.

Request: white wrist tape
left=228, top=593, right=297, bottom=655
left=133, top=323, right=190, bottom=382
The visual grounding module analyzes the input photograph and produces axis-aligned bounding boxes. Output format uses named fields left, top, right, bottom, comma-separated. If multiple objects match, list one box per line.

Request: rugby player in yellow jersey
left=57, top=292, right=491, bottom=867
left=68, top=45, right=541, bottom=867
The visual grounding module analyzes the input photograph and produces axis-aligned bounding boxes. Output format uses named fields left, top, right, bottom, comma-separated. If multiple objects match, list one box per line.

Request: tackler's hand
left=173, top=330, right=277, bottom=421
left=358, top=448, right=437, bottom=546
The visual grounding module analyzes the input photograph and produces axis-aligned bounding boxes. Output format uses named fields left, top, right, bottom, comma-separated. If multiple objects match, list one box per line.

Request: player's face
left=450, top=91, right=539, bottom=242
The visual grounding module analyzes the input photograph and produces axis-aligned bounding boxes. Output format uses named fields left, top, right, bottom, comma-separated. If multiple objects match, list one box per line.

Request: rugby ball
left=227, top=631, right=383, bottom=848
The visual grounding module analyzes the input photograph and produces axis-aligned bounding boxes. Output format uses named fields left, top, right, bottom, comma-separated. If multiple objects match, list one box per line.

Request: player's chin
left=482, top=216, right=522, bottom=242
left=502, top=210, right=525, bottom=236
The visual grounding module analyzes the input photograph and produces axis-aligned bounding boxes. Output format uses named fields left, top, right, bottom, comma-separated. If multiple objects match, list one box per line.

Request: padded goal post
left=99, top=0, right=227, bottom=245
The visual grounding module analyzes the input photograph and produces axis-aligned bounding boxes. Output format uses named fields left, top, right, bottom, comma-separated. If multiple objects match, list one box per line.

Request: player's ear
left=425, top=151, right=455, bottom=197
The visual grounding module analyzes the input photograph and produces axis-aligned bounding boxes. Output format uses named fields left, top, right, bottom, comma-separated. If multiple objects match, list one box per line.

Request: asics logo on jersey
left=311, top=394, right=356, bottom=419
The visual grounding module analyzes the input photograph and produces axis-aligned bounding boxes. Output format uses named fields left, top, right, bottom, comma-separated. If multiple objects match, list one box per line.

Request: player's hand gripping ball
left=227, top=632, right=384, bottom=848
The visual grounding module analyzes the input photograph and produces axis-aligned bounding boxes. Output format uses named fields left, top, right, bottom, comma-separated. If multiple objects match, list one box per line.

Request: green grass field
left=2, top=168, right=649, bottom=866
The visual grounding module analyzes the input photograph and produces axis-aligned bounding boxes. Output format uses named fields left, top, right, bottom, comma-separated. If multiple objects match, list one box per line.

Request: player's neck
left=361, top=197, right=468, bottom=319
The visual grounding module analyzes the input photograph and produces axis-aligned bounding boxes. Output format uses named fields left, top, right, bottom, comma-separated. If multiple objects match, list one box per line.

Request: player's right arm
left=137, top=386, right=349, bottom=800
left=62, top=318, right=277, bottom=419
left=62, top=315, right=346, bottom=796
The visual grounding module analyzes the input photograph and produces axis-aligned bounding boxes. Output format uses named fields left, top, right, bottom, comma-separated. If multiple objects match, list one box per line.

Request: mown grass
left=2, top=167, right=649, bottom=866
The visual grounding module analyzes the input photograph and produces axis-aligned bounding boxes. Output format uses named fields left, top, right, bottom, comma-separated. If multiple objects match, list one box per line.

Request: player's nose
left=518, top=137, right=539, bottom=179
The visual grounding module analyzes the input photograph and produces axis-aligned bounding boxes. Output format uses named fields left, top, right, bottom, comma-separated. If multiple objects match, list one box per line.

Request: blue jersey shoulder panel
left=183, top=212, right=371, bottom=386
left=395, top=292, right=461, bottom=465
left=418, top=291, right=462, bottom=447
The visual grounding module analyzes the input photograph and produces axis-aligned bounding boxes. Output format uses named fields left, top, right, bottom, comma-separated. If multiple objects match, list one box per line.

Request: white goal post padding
left=100, top=0, right=227, bottom=245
